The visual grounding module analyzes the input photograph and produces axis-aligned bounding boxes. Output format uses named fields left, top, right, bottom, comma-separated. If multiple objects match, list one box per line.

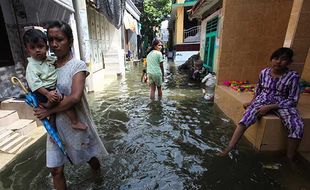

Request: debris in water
left=221, top=118, right=230, bottom=122
left=262, top=163, right=282, bottom=170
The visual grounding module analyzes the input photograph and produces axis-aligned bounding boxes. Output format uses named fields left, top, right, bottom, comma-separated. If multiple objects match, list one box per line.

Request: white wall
left=87, top=6, right=125, bottom=80
left=174, top=51, right=199, bottom=65
left=200, top=18, right=207, bottom=61
left=128, top=30, right=138, bottom=58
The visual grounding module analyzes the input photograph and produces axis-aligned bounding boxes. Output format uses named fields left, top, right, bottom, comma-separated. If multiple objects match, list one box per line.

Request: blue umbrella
left=11, top=76, right=73, bottom=164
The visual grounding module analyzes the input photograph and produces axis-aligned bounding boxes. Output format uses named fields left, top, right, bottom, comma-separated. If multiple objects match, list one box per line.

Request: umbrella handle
left=11, top=76, right=74, bottom=165
left=11, top=76, right=29, bottom=93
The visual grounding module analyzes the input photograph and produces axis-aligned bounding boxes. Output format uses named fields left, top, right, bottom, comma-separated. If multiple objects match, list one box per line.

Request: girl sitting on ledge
left=219, top=47, right=304, bottom=161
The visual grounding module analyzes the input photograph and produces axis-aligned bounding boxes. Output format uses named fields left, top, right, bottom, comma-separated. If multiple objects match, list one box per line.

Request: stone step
left=3, top=119, right=37, bottom=136
left=0, top=129, right=14, bottom=141
left=0, top=110, right=19, bottom=127
left=1, top=98, right=42, bottom=125
left=0, top=132, right=19, bottom=147
left=0, top=132, right=32, bottom=154
left=7, top=137, right=33, bottom=154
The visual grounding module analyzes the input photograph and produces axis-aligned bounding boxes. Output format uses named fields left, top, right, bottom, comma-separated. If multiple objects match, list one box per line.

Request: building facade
left=189, top=0, right=222, bottom=72
left=190, top=0, right=310, bottom=84
left=123, top=0, right=141, bottom=60
left=0, top=0, right=76, bottom=99
left=169, top=0, right=200, bottom=65
left=74, top=0, right=126, bottom=92
left=0, top=0, right=142, bottom=98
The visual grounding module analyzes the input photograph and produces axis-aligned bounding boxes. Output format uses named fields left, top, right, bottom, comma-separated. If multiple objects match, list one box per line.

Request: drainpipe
left=72, top=0, right=94, bottom=92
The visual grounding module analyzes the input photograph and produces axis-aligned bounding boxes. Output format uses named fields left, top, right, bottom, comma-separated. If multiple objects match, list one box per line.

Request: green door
left=204, top=17, right=218, bottom=71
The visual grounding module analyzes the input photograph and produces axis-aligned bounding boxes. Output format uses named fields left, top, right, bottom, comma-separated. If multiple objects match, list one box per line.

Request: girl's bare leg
left=287, top=138, right=301, bottom=161
left=157, top=86, right=162, bottom=99
left=218, top=124, right=247, bottom=156
left=141, top=73, right=145, bottom=82
left=150, top=85, right=156, bottom=100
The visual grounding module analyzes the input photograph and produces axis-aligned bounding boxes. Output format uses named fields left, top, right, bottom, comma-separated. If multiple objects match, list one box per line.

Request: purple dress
left=240, top=68, right=304, bottom=139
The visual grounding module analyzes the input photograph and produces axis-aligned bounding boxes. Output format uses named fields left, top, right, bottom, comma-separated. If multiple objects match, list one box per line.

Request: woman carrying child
left=219, top=47, right=304, bottom=161
left=33, top=21, right=108, bottom=189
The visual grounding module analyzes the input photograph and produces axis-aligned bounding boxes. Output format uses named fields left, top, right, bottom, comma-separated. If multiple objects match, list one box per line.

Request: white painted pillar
left=72, top=0, right=94, bottom=92
left=69, top=14, right=81, bottom=60
left=118, top=26, right=126, bottom=76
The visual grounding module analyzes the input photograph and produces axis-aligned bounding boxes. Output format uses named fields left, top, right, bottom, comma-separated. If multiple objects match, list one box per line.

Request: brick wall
left=217, top=0, right=293, bottom=84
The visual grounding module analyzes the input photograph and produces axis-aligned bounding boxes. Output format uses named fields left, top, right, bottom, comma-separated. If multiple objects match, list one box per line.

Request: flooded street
left=1, top=61, right=310, bottom=190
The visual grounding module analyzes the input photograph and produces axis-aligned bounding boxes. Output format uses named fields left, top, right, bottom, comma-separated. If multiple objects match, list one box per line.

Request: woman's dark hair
left=46, top=21, right=73, bottom=42
left=270, top=47, right=294, bottom=61
left=22, top=29, right=47, bottom=47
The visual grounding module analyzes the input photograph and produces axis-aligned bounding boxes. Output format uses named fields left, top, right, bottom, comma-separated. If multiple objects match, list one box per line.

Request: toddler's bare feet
left=72, top=122, right=87, bottom=130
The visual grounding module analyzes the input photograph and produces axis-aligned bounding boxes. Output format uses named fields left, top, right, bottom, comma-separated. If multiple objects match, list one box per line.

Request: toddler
left=24, top=28, right=87, bottom=130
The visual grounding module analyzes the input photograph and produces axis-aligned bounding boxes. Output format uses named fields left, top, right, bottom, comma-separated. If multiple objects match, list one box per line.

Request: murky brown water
left=1, top=61, right=310, bottom=190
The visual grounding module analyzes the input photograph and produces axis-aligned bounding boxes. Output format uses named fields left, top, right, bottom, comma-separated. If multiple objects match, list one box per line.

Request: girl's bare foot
left=72, top=122, right=87, bottom=130
left=217, top=146, right=234, bottom=157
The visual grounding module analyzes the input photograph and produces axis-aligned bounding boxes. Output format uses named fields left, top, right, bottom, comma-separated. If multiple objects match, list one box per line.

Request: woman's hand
left=34, top=107, right=51, bottom=120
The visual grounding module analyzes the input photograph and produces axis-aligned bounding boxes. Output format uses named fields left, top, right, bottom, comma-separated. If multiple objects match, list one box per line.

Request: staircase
left=0, top=110, right=36, bottom=154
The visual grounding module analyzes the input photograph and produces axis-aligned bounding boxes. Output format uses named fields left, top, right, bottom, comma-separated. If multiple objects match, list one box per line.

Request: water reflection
left=0, top=61, right=310, bottom=190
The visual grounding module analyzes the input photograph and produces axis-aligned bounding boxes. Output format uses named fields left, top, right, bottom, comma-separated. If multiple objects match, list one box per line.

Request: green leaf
left=140, top=0, right=172, bottom=45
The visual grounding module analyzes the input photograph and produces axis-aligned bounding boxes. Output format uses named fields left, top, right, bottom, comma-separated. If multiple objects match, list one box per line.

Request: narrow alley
left=1, top=62, right=310, bottom=190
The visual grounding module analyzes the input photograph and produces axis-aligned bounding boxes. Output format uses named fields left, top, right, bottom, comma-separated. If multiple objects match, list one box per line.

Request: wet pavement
left=0, top=61, right=310, bottom=190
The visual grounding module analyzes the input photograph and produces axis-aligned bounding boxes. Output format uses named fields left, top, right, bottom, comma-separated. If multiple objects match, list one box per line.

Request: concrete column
left=68, top=14, right=81, bottom=60
left=119, top=25, right=126, bottom=75
left=301, top=48, right=310, bottom=82
left=176, top=7, right=184, bottom=44
left=286, top=0, right=310, bottom=75
left=72, top=0, right=94, bottom=92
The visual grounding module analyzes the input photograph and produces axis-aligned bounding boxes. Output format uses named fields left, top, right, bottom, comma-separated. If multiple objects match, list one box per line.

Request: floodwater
left=1, top=61, right=310, bottom=190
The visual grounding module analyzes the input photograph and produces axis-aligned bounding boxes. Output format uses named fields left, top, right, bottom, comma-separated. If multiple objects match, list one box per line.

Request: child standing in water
left=146, top=39, right=164, bottom=99
left=219, top=48, right=304, bottom=161
left=141, top=58, right=147, bottom=83
left=24, top=28, right=87, bottom=130
left=141, top=47, right=152, bottom=83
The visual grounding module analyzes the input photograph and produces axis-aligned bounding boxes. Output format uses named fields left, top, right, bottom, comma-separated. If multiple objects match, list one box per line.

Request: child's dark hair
left=23, top=29, right=47, bottom=47
left=152, top=38, right=161, bottom=48
left=270, top=47, right=294, bottom=61
left=148, top=38, right=162, bottom=54
left=46, top=21, right=73, bottom=43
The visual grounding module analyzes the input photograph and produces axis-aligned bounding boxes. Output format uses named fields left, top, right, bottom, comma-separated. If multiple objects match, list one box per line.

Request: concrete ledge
left=215, top=85, right=310, bottom=152
left=0, top=98, right=41, bottom=125
left=0, top=126, right=45, bottom=171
